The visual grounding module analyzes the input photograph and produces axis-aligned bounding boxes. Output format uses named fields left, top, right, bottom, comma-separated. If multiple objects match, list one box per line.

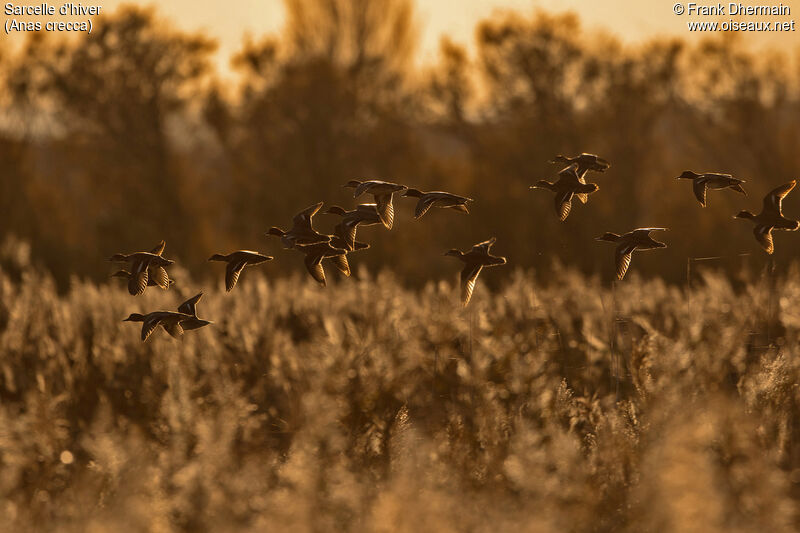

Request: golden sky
left=15, top=0, right=800, bottom=69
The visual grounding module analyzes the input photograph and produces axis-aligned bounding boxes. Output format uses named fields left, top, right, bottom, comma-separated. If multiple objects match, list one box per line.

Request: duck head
left=444, top=249, right=464, bottom=258
left=208, top=253, right=228, bottom=262
left=734, top=210, right=756, bottom=220
left=123, top=313, right=146, bottom=322
left=265, top=227, right=286, bottom=237
left=403, top=188, right=425, bottom=198
left=110, top=270, right=130, bottom=278
left=108, top=253, right=128, bottom=262
left=342, top=180, right=362, bottom=189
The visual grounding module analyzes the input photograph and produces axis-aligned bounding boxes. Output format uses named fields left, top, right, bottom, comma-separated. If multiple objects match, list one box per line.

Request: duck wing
left=148, top=265, right=171, bottom=290
left=178, top=292, right=203, bottom=316
left=693, top=179, right=708, bottom=207
left=753, top=225, right=775, bottom=254
left=329, top=254, right=351, bottom=277
left=414, top=196, right=436, bottom=219
left=128, top=268, right=149, bottom=296
left=225, top=258, right=249, bottom=292
left=460, top=263, right=483, bottom=306
left=763, top=180, right=796, bottom=215
left=615, top=243, right=637, bottom=281
left=150, top=240, right=166, bottom=255
left=354, top=181, right=374, bottom=199
left=554, top=190, right=573, bottom=221
left=303, top=254, right=327, bottom=286
left=575, top=167, right=590, bottom=204
left=141, top=313, right=164, bottom=342
left=162, top=321, right=185, bottom=339
left=375, top=193, right=395, bottom=229
left=471, top=237, right=496, bottom=254
left=335, top=221, right=357, bottom=250
left=293, top=202, right=324, bottom=225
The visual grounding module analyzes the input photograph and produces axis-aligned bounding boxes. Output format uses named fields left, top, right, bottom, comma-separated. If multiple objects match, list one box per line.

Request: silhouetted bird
left=266, top=202, right=331, bottom=249
left=123, top=311, right=194, bottom=342
left=402, top=188, right=473, bottom=219
left=530, top=164, right=599, bottom=221
left=734, top=180, right=799, bottom=254
left=595, top=228, right=668, bottom=280
left=324, top=204, right=382, bottom=249
left=108, top=244, right=174, bottom=296
left=550, top=153, right=610, bottom=204
left=343, top=180, right=408, bottom=229
left=444, top=237, right=507, bottom=306
left=208, top=251, right=273, bottom=292
left=676, top=171, right=746, bottom=207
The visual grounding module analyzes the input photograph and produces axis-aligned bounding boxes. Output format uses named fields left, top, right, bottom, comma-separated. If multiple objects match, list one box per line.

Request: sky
left=11, top=0, right=800, bottom=71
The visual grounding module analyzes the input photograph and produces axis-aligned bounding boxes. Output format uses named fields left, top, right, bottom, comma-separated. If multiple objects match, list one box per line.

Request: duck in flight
left=734, top=180, right=799, bottom=254
left=108, top=241, right=174, bottom=296
left=208, top=250, right=273, bottom=292
left=444, top=237, right=507, bottom=306
left=595, top=227, right=668, bottom=281
left=343, top=180, right=408, bottom=229
left=266, top=202, right=331, bottom=249
left=324, top=204, right=382, bottom=249
left=677, top=171, right=746, bottom=207
left=530, top=164, right=599, bottom=221
left=549, top=153, right=610, bottom=204
left=123, top=311, right=194, bottom=342
left=402, top=188, right=473, bottom=219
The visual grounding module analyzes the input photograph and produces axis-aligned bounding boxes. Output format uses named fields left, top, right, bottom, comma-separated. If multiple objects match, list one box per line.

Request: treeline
left=0, top=1, right=798, bottom=288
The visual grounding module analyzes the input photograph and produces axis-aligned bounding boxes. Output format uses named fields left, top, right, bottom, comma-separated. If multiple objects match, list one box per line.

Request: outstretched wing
left=692, top=180, right=708, bottom=207
left=141, top=314, right=162, bottom=342
left=293, top=202, right=324, bottom=225
left=754, top=225, right=775, bottom=254
left=304, top=254, right=327, bottom=286
left=329, top=254, right=351, bottom=277
left=225, top=259, right=248, bottom=292
left=615, top=243, right=636, bottom=281
left=128, top=269, right=148, bottom=296
left=460, top=264, right=483, bottom=306
left=472, top=237, right=496, bottom=254
left=414, top=197, right=436, bottom=219
left=375, top=194, right=395, bottom=229
left=148, top=266, right=170, bottom=290
left=162, top=321, right=185, bottom=339
left=555, top=191, right=573, bottom=221
left=150, top=240, right=166, bottom=255
left=764, top=180, right=796, bottom=215
left=178, top=292, right=203, bottom=316
left=575, top=168, right=590, bottom=204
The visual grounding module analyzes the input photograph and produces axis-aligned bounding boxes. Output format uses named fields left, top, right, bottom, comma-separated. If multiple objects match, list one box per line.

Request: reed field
left=1, top=239, right=799, bottom=532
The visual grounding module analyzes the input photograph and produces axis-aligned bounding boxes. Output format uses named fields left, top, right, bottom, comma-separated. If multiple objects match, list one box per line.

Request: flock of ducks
left=111, top=155, right=798, bottom=341
left=111, top=179, right=491, bottom=341
left=528, top=154, right=798, bottom=279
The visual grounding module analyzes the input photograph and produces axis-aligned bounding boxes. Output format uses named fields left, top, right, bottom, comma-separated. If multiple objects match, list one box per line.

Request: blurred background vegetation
left=1, top=1, right=799, bottom=288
